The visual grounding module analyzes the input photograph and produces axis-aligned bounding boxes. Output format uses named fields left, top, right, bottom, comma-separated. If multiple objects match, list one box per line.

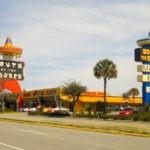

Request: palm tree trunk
left=104, top=78, right=107, bottom=103
left=72, top=100, right=75, bottom=117
left=103, top=78, right=107, bottom=114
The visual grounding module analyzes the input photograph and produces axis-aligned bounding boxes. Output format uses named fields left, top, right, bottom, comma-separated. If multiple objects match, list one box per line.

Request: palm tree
left=93, top=59, right=118, bottom=106
left=62, top=79, right=87, bottom=116
left=128, top=88, right=139, bottom=104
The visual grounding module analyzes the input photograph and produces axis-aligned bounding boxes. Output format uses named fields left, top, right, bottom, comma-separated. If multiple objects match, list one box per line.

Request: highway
left=0, top=121, right=150, bottom=150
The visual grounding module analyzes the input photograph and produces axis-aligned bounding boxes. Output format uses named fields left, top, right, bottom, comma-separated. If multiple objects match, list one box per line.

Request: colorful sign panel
left=146, top=87, right=150, bottom=93
left=137, top=75, right=150, bottom=82
left=0, top=60, right=25, bottom=80
left=137, top=64, right=150, bottom=72
left=135, top=48, right=150, bottom=62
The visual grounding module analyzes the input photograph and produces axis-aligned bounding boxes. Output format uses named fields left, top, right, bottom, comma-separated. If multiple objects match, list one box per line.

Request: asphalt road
left=0, top=121, right=150, bottom=150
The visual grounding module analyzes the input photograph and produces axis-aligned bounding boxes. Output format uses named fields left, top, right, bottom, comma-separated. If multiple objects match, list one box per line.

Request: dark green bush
left=133, top=112, right=150, bottom=121
left=28, top=111, right=70, bottom=116
left=75, top=113, right=85, bottom=118
left=121, top=114, right=134, bottom=120
left=113, top=115, right=121, bottom=120
left=143, top=112, right=150, bottom=121
left=144, top=116, right=150, bottom=121
left=75, top=113, right=97, bottom=118
left=133, top=116, right=139, bottom=121
left=102, top=114, right=110, bottom=120
left=133, top=113, right=146, bottom=121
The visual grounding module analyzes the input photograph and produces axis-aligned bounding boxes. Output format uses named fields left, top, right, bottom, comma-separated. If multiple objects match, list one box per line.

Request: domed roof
left=0, top=36, right=23, bottom=58
left=137, top=32, right=150, bottom=47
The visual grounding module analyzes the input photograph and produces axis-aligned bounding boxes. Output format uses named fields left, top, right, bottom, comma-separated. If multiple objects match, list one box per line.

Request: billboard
left=0, top=60, right=25, bottom=80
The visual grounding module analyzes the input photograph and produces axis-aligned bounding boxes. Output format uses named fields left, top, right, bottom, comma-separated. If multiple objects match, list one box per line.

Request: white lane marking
left=0, top=142, right=24, bottom=150
left=18, top=129, right=49, bottom=136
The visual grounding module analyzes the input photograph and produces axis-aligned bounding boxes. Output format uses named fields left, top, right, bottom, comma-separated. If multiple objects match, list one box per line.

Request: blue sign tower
left=135, top=33, right=150, bottom=105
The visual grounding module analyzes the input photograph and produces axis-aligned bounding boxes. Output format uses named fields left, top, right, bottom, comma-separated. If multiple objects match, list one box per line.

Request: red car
left=119, top=108, right=134, bottom=116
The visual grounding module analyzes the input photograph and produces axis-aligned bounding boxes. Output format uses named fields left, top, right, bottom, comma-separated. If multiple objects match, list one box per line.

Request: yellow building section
left=60, top=90, right=142, bottom=105
left=74, top=96, right=142, bottom=112
left=78, top=95, right=142, bottom=104
left=20, top=87, right=142, bottom=112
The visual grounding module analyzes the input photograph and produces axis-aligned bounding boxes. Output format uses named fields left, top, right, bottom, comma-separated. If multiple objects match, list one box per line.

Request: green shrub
left=113, top=115, right=121, bottom=120
left=102, top=114, right=110, bottom=120
left=133, top=116, right=139, bottom=121
left=144, top=116, right=150, bottom=121
left=121, top=114, right=134, bottom=120
left=133, top=113, right=143, bottom=121
left=145, top=104, right=150, bottom=112
left=133, top=113, right=145, bottom=121
left=75, top=113, right=85, bottom=118
left=28, top=111, right=70, bottom=117
left=143, top=112, right=150, bottom=121
left=75, top=113, right=97, bottom=118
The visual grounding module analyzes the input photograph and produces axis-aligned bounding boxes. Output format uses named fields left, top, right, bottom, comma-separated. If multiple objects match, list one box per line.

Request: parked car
left=19, top=107, right=30, bottom=112
left=29, top=107, right=37, bottom=112
left=106, top=105, right=119, bottom=111
left=119, top=105, right=132, bottom=111
left=53, top=107, right=70, bottom=113
left=119, top=108, right=134, bottom=116
left=19, top=107, right=37, bottom=112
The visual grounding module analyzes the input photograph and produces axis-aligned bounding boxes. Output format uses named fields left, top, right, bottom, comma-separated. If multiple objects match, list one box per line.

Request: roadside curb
left=0, top=117, right=150, bottom=138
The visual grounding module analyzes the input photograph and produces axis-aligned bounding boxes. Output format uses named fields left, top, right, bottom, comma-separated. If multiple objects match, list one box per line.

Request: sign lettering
left=0, top=60, right=25, bottom=80
left=135, top=48, right=150, bottom=62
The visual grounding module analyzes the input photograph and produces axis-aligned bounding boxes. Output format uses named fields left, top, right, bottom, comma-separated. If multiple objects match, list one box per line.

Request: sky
left=0, top=0, right=150, bottom=96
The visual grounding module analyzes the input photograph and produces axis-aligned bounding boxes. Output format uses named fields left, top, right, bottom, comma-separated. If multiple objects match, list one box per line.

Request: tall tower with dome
left=135, top=32, right=150, bottom=105
left=0, top=36, right=25, bottom=108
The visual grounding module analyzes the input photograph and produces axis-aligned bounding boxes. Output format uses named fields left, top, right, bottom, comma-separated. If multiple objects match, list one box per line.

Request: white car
left=19, top=107, right=30, bottom=112
left=29, top=107, right=37, bottom=112
left=19, top=107, right=37, bottom=112
left=53, top=107, right=70, bottom=113
left=24, top=107, right=30, bottom=112
left=119, top=105, right=132, bottom=111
